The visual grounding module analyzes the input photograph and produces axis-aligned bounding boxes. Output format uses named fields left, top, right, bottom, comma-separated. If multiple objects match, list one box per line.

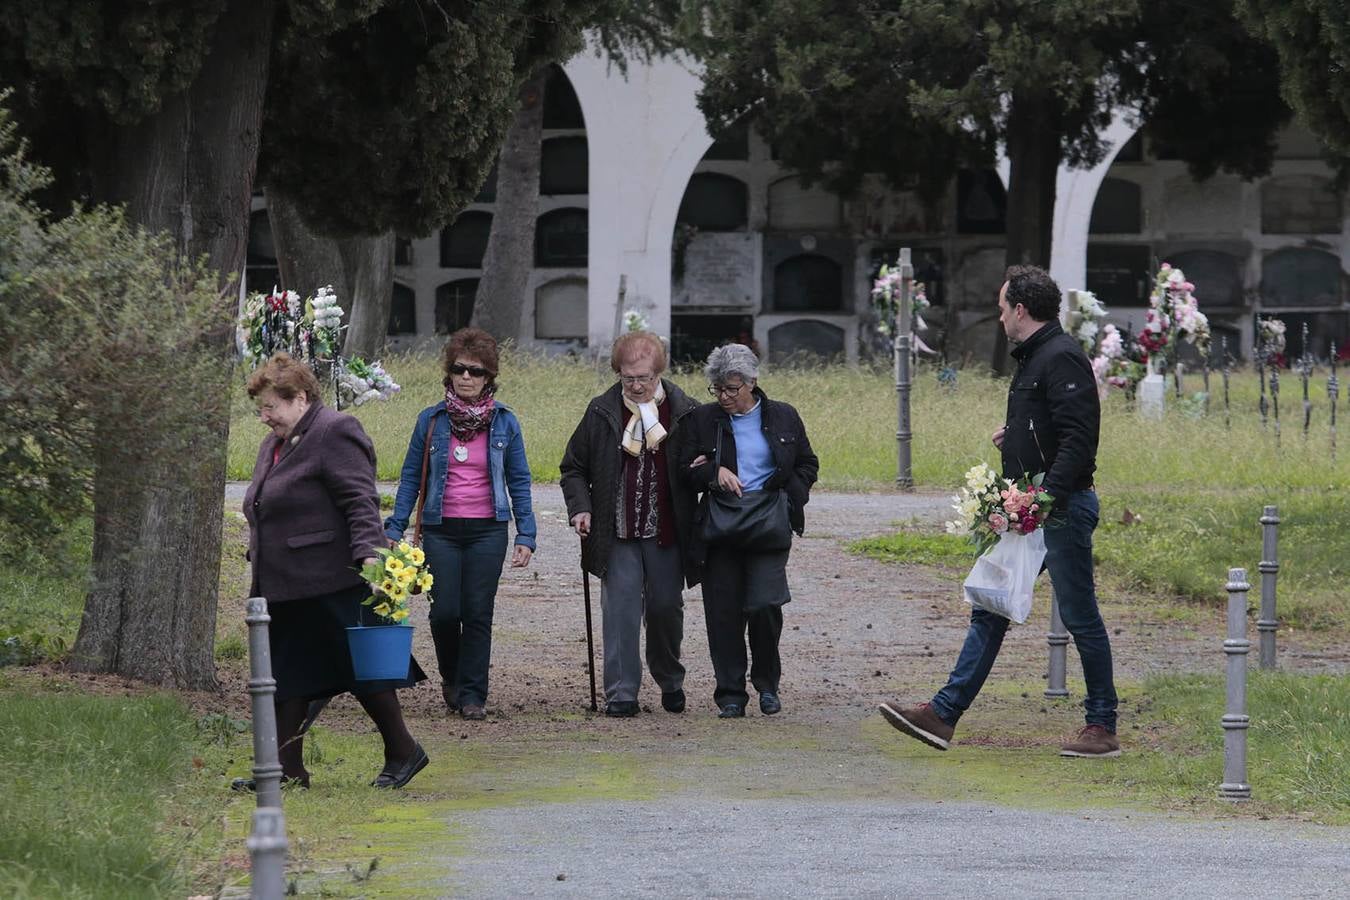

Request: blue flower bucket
left=346, top=624, right=413, bottom=681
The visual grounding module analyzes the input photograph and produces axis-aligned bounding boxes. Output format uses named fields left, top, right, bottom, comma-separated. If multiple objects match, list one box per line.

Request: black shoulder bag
left=698, top=422, right=792, bottom=551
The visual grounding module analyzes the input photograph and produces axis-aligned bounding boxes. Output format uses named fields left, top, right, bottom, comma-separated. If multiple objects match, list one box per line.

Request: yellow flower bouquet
left=359, top=541, right=433, bottom=624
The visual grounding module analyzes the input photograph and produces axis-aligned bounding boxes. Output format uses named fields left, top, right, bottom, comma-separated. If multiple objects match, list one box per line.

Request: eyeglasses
left=709, top=382, right=747, bottom=398
left=619, top=374, right=657, bottom=386
left=449, top=364, right=491, bottom=378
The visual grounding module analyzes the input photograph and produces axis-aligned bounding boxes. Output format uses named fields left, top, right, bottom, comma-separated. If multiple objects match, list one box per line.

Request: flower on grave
left=623, top=309, right=651, bottom=333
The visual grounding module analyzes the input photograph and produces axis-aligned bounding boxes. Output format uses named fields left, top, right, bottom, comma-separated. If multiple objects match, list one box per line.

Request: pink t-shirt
left=442, top=429, right=493, bottom=518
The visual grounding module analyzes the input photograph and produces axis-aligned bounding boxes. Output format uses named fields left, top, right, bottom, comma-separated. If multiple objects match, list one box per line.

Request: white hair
left=704, top=343, right=760, bottom=385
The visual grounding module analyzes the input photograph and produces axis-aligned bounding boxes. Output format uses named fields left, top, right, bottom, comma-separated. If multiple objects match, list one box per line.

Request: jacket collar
left=271, top=398, right=324, bottom=468
left=1011, top=320, right=1063, bottom=363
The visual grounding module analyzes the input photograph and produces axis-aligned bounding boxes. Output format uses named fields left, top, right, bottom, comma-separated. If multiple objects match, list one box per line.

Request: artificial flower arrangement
left=337, top=356, right=401, bottom=407
left=359, top=541, right=434, bottom=624
left=945, top=462, right=1055, bottom=556
left=237, top=284, right=400, bottom=409
left=871, top=263, right=931, bottom=338
left=1257, top=316, right=1287, bottom=361
left=239, top=285, right=344, bottom=367
left=1065, top=290, right=1106, bottom=356
left=1143, top=263, right=1211, bottom=360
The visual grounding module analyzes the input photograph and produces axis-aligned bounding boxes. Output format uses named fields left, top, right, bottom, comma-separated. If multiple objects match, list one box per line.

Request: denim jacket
left=384, top=400, right=536, bottom=550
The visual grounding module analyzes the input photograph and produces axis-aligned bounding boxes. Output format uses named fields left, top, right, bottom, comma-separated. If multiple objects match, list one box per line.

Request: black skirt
left=268, top=582, right=427, bottom=702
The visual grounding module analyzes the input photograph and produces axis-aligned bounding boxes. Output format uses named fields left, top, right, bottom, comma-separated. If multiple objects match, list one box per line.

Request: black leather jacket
left=676, top=387, right=820, bottom=536
left=1001, top=320, right=1099, bottom=502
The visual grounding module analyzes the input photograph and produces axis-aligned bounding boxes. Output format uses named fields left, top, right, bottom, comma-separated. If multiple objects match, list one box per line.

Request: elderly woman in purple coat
left=237, top=352, right=428, bottom=791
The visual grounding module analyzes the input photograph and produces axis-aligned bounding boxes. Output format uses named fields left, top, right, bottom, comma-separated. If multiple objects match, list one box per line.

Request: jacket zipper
left=1028, top=417, right=1048, bottom=469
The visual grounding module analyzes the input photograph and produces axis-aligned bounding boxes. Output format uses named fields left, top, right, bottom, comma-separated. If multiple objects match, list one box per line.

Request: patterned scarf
left=444, top=383, right=496, bottom=442
left=620, top=381, right=668, bottom=457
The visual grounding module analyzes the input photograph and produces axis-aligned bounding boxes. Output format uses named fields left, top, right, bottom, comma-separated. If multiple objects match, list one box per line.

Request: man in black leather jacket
left=881, top=265, right=1121, bottom=758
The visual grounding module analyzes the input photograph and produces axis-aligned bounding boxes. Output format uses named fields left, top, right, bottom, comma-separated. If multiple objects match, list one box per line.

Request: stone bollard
left=247, top=807, right=289, bottom=900
left=1044, top=585, right=1069, bottom=698
left=245, top=597, right=289, bottom=897
left=1219, top=569, right=1252, bottom=802
left=245, top=597, right=285, bottom=808
left=1257, top=506, right=1280, bottom=670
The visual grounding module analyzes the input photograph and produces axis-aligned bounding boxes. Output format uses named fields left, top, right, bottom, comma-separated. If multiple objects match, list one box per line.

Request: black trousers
left=701, top=545, right=789, bottom=708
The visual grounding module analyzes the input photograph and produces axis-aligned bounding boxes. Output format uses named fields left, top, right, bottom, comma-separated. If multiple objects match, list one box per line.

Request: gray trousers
left=600, top=538, right=685, bottom=702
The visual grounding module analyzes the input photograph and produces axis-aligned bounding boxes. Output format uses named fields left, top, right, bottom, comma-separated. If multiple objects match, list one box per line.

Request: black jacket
left=1002, top=320, right=1099, bottom=502
left=676, top=387, right=820, bottom=541
left=558, top=380, right=701, bottom=584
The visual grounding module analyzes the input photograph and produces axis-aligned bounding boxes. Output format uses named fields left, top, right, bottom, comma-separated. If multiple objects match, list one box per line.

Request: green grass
left=848, top=530, right=973, bottom=567
left=1110, top=671, right=1350, bottom=818
left=0, top=680, right=221, bottom=898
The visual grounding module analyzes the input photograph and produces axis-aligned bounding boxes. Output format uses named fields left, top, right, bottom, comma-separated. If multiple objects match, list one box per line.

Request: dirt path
left=223, top=482, right=1347, bottom=739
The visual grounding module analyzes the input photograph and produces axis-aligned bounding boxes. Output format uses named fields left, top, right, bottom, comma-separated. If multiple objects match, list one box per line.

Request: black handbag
left=699, top=424, right=792, bottom=551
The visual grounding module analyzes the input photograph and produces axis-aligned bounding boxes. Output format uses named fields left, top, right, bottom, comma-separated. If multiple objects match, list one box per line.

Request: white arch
left=564, top=46, right=712, bottom=348
left=994, top=111, right=1140, bottom=293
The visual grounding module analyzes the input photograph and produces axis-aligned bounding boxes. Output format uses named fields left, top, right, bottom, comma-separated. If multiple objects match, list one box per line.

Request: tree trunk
left=337, top=232, right=395, bottom=360
left=267, top=188, right=396, bottom=360
left=70, top=0, right=276, bottom=690
left=472, top=67, right=547, bottom=345
left=994, top=90, right=1061, bottom=373
left=267, top=187, right=347, bottom=299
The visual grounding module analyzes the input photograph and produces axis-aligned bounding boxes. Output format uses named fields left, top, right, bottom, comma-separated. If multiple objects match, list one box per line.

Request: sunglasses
left=449, top=364, right=491, bottom=378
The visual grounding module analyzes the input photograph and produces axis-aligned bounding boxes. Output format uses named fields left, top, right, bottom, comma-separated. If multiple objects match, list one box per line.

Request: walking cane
left=580, top=540, right=598, bottom=711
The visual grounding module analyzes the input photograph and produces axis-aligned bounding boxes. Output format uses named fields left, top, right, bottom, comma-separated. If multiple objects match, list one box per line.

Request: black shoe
left=231, top=773, right=309, bottom=792
left=604, top=700, right=640, bottom=717
left=717, top=703, right=745, bottom=719
left=372, top=743, right=429, bottom=789
left=460, top=704, right=487, bottom=721
left=441, top=683, right=459, bottom=714
left=661, top=690, right=686, bottom=713
left=759, top=691, right=782, bottom=715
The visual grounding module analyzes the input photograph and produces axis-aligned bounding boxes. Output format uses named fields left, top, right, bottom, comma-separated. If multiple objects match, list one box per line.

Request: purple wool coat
left=243, top=401, right=387, bottom=603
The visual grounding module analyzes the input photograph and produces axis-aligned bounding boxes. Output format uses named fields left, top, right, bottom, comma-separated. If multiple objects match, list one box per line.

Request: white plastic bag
left=961, top=529, right=1047, bottom=624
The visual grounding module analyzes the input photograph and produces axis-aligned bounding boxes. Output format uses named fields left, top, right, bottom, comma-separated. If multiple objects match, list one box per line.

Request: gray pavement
left=442, top=797, right=1349, bottom=898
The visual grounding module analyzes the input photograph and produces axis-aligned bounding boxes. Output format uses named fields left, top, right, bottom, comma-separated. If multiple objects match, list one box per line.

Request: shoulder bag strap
left=412, top=410, right=442, bottom=546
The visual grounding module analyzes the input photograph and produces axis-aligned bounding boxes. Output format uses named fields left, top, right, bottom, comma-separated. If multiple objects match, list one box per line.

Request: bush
left=0, top=97, right=229, bottom=545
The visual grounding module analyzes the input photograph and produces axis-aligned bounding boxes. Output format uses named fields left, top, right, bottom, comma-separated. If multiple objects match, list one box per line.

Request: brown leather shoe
left=1060, top=724, right=1121, bottom=758
left=878, top=701, right=954, bottom=750
left=460, top=704, right=487, bottom=721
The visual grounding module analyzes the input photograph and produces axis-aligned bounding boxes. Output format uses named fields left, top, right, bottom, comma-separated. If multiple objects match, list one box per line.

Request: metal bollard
left=1257, top=506, right=1280, bottom=670
left=894, top=247, right=915, bottom=491
left=245, top=597, right=285, bottom=808
left=1045, top=585, right=1069, bottom=698
left=1219, top=569, right=1252, bottom=802
left=246, top=807, right=289, bottom=900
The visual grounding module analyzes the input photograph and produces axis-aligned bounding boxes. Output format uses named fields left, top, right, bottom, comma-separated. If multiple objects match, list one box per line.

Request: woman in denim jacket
left=385, top=328, right=536, bottom=720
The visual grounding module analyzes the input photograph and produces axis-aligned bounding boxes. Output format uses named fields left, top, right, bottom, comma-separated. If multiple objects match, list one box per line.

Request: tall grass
left=0, top=687, right=201, bottom=898
left=227, top=353, right=1350, bottom=491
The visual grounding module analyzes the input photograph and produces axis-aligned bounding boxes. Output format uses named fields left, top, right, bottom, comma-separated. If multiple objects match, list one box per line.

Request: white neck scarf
left=620, top=381, right=667, bottom=457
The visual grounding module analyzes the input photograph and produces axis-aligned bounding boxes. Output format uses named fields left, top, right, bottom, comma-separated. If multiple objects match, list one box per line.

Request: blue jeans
left=422, top=518, right=509, bottom=706
left=931, top=490, right=1118, bottom=731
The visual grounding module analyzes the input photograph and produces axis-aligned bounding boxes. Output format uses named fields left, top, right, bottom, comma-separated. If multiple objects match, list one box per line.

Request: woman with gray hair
left=677, top=343, right=819, bottom=718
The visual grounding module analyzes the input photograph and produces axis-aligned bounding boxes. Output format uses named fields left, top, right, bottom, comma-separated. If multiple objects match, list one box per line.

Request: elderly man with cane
left=560, top=332, right=701, bottom=717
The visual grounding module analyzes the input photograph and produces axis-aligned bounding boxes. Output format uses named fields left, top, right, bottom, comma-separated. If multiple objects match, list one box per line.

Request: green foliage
left=0, top=0, right=225, bottom=122
left=695, top=0, right=1289, bottom=198
left=1238, top=0, right=1350, bottom=157
left=0, top=689, right=200, bottom=898
left=0, top=516, right=89, bottom=664
left=0, top=99, right=230, bottom=538
left=260, top=1, right=599, bottom=238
